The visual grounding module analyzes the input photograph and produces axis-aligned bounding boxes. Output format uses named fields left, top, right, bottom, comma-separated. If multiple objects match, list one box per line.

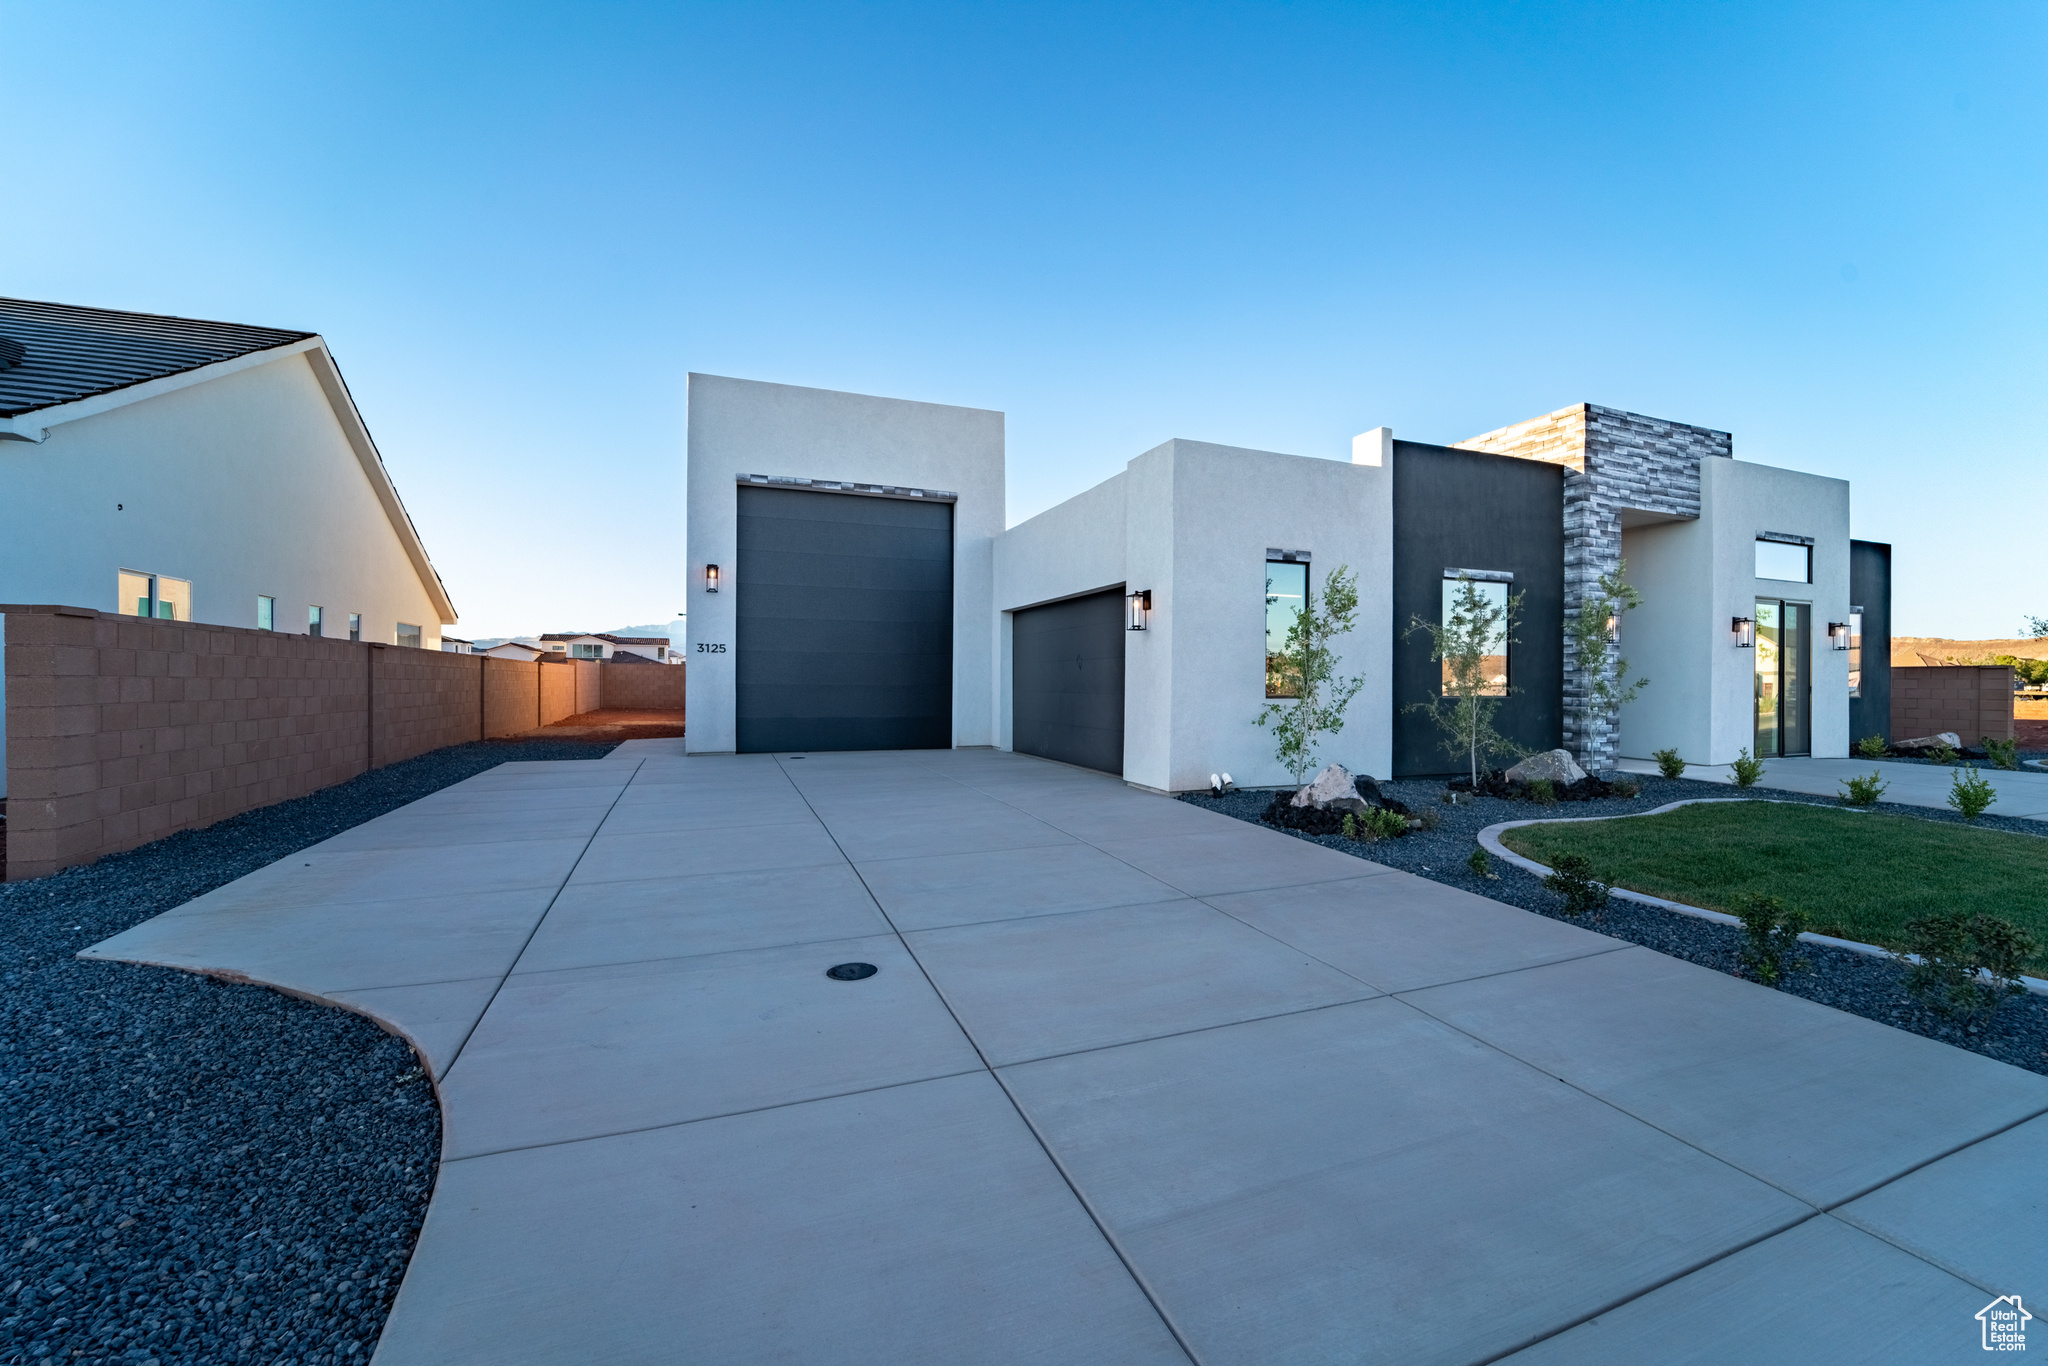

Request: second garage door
left=736, top=485, right=953, bottom=753
left=1012, top=588, right=1126, bottom=775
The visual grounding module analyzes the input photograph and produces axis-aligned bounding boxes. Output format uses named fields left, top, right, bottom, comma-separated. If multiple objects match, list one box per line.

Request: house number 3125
left=696, top=643, right=727, bottom=653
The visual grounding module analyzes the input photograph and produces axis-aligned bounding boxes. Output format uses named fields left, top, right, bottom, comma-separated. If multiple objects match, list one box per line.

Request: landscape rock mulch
left=1, top=738, right=619, bottom=1366
left=1185, top=772, right=2048, bottom=1078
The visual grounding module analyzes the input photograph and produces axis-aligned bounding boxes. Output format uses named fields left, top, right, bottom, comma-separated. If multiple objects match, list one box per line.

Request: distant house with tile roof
left=539, top=632, right=675, bottom=664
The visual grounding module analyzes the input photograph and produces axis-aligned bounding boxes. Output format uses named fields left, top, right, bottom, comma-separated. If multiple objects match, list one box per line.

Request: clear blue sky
left=4, top=2, right=2041, bottom=640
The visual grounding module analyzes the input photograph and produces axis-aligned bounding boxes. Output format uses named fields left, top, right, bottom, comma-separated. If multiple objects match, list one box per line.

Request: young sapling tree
left=1256, top=565, right=1367, bottom=786
left=1407, top=574, right=1524, bottom=787
left=1568, top=562, right=1649, bottom=763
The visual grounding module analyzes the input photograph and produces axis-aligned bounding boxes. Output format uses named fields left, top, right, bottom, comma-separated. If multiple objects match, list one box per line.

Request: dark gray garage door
left=736, top=486, right=953, bottom=753
left=1012, top=588, right=1125, bottom=775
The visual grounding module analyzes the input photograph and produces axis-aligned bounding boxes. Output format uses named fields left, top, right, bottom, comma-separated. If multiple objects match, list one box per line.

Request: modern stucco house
left=0, top=297, right=459, bottom=790
left=684, top=373, right=1892, bottom=790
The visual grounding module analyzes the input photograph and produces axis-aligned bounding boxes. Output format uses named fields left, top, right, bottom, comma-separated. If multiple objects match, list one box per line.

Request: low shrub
left=1899, top=911, right=2038, bottom=1021
left=1542, top=853, right=1609, bottom=916
left=1984, top=736, right=2020, bottom=771
left=1730, top=748, right=1765, bottom=789
left=1733, top=892, right=1810, bottom=986
left=1363, top=806, right=1408, bottom=840
left=1417, top=806, right=1442, bottom=832
left=1467, top=846, right=1496, bottom=879
left=1652, top=747, right=1686, bottom=779
left=1523, top=777, right=1558, bottom=806
left=1609, top=775, right=1641, bottom=798
left=1838, top=770, right=1887, bottom=806
left=1855, top=734, right=1888, bottom=759
left=1948, top=765, right=1996, bottom=821
left=1340, top=806, right=1408, bottom=842
left=1928, top=742, right=1959, bottom=766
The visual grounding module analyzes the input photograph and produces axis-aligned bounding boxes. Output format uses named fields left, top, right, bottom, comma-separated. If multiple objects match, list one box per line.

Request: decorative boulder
left=1892, top=732, right=1963, bottom=753
left=1352, top=773, right=1384, bottom=806
left=1505, top=749, right=1589, bottom=787
left=1291, top=763, right=1368, bottom=811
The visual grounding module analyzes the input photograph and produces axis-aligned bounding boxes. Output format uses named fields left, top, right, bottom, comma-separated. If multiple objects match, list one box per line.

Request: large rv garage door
left=1012, top=588, right=1125, bottom=775
left=736, top=486, right=953, bottom=753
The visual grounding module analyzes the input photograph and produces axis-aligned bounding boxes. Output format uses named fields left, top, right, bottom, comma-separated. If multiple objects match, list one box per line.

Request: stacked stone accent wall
left=3, top=606, right=686, bottom=879
left=1891, top=665, right=2013, bottom=745
left=1456, top=403, right=1731, bottom=768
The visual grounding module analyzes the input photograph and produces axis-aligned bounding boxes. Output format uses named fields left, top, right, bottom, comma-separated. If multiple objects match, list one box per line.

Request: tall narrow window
left=308, top=605, right=324, bottom=637
left=1847, top=607, right=1863, bottom=698
left=256, top=596, right=276, bottom=631
left=348, top=613, right=362, bottom=642
left=1265, top=556, right=1309, bottom=698
left=395, top=622, right=422, bottom=649
left=1442, top=575, right=1511, bottom=696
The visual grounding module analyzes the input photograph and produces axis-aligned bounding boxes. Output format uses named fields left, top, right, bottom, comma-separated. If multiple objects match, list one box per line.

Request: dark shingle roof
left=0, top=297, right=314, bottom=418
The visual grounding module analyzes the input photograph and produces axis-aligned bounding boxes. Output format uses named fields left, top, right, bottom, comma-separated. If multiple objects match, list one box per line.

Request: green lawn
left=1500, top=801, right=2048, bottom=972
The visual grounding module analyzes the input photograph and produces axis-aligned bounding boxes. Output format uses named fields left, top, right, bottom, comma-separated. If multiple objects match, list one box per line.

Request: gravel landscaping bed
left=1185, top=774, right=2048, bottom=1077
left=1, top=737, right=618, bottom=1366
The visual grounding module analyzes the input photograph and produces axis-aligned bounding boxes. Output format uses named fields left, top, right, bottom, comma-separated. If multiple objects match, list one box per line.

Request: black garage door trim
left=736, top=485, right=953, bottom=753
left=1012, top=588, right=1126, bottom=775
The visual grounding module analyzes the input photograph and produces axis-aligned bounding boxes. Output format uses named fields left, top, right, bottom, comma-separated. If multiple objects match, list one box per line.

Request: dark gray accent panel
left=1391, top=441, right=1566, bottom=778
left=1012, top=589, right=1126, bottom=775
left=736, top=486, right=952, bottom=753
left=1850, top=540, right=1893, bottom=745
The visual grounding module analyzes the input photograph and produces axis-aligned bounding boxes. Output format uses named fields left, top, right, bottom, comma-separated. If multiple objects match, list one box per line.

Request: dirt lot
left=529, top=707, right=687, bottom=742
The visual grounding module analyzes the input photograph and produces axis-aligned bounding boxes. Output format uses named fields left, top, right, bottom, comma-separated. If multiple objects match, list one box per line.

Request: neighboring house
left=441, top=636, right=474, bottom=654
left=0, top=296, right=460, bottom=794
left=685, top=374, right=1893, bottom=788
left=478, top=640, right=547, bottom=661
left=539, top=632, right=675, bottom=663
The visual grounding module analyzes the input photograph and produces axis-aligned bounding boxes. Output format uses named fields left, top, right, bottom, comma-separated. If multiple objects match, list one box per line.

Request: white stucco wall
left=991, top=471, right=1129, bottom=752
left=994, top=437, right=1392, bottom=792
left=683, top=373, right=1005, bottom=754
left=0, top=352, right=453, bottom=797
left=1618, top=458, right=1851, bottom=764
left=0, top=352, right=449, bottom=645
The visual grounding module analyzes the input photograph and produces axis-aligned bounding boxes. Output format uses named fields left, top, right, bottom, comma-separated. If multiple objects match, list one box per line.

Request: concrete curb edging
left=1478, top=798, right=2048, bottom=997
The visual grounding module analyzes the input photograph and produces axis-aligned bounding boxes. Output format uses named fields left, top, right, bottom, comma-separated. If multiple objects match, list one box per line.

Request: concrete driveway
left=84, top=745, right=2048, bottom=1364
left=1620, top=753, right=2048, bottom=819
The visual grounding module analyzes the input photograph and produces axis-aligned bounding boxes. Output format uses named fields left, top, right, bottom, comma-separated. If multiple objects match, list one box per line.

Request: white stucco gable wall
left=0, top=350, right=450, bottom=645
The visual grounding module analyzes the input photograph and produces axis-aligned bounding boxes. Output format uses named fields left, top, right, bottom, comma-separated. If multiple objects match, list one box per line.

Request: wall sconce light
left=1127, top=589, right=1151, bottom=631
left=1605, top=613, right=1620, bottom=642
left=1827, top=621, right=1851, bottom=651
left=1732, top=616, right=1754, bottom=648
left=705, top=564, right=721, bottom=593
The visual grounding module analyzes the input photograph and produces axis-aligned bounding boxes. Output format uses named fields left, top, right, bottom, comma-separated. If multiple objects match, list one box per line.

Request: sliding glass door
left=1754, top=599, right=1810, bottom=756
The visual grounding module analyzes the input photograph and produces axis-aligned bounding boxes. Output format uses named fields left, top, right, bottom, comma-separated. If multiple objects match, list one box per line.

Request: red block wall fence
left=2, top=605, right=682, bottom=880
left=1889, top=665, right=2013, bottom=746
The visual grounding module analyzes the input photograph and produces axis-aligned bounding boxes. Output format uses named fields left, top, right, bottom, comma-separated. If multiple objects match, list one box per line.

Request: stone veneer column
left=1455, top=404, right=1730, bottom=771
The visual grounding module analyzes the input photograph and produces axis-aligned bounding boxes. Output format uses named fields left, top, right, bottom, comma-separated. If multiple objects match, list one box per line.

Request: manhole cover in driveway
left=826, top=962, right=878, bottom=981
